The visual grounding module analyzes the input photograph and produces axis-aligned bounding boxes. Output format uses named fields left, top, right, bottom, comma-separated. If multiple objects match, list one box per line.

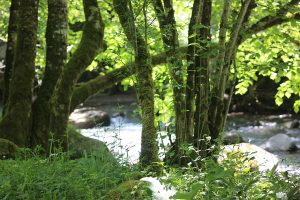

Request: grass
left=0, top=149, right=142, bottom=200
left=1, top=126, right=300, bottom=199
left=163, top=151, right=300, bottom=200
left=1, top=147, right=300, bottom=199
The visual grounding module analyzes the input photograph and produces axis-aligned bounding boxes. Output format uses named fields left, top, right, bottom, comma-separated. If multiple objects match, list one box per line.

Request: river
left=77, top=95, right=300, bottom=174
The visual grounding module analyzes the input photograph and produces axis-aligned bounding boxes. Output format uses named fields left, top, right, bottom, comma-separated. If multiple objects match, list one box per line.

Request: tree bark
left=50, top=0, right=104, bottom=148
left=113, top=0, right=159, bottom=167
left=2, top=0, right=21, bottom=115
left=209, top=0, right=232, bottom=126
left=0, top=0, right=39, bottom=146
left=211, top=0, right=252, bottom=140
left=31, top=0, right=68, bottom=150
left=152, top=0, right=187, bottom=164
left=193, top=0, right=212, bottom=155
left=185, top=0, right=204, bottom=142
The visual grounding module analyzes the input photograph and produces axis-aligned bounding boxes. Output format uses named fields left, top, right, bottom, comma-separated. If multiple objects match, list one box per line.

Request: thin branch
left=225, top=0, right=252, bottom=65
left=283, top=33, right=300, bottom=47
left=215, top=0, right=232, bottom=88
left=185, top=0, right=204, bottom=138
left=244, top=0, right=300, bottom=39
left=71, top=46, right=187, bottom=111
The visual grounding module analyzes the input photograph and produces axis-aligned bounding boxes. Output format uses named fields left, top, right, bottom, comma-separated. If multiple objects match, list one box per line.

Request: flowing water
left=79, top=105, right=300, bottom=174
left=226, top=114, right=300, bottom=174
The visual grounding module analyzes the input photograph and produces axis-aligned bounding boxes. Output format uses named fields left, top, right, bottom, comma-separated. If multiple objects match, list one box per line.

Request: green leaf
left=172, top=192, right=193, bottom=200
left=275, top=97, right=283, bottom=106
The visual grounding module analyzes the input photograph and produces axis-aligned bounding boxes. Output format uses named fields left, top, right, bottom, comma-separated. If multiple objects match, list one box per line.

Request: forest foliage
left=0, top=0, right=298, bottom=110
left=0, top=0, right=300, bottom=199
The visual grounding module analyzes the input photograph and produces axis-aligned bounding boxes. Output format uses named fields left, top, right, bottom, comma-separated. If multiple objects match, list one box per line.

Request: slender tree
left=151, top=0, right=187, bottom=164
left=185, top=0, right=204, bottom=143
left=193, top=0, right=212, bottom=156
left=113, top=0, right=159, bottom=166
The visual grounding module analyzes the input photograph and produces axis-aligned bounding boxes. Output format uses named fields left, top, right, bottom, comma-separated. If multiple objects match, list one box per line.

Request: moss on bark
left=50, top=0, right=104, bottom=148
left=193, top=0, right=212, bottom=156
left=2, top=0, right=20, bottom=114
left=31, top=0, right=68, bottom=150
left=0, top=138, right=18, bottom=159
left=185, top=0, right=204, bottom=142
left=0, top=0, right=39, bottom=146
left=113, top=0, right=159, bottom=167
left=152, top=0, right=188, bottom=165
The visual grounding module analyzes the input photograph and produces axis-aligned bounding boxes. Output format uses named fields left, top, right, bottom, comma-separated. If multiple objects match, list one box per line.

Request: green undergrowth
left=0, top=149, right=143, bottom=200
left=1, top=128, right=300, bottom=199
left=162, top=152, right=300, bottom=200
left=1, top=148, right=300, bottom=199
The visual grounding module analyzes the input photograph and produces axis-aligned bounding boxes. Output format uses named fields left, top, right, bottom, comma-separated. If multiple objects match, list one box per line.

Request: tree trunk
left=113, top=0, right=159, bottom=167
left=2, top=0, right=21, bottom=115
left=209, top=0, right=231, bottom=131
left=211, top=0, right=252, bottom=140
left=0, top=0, right=39, bottom=146
left=50, top=0, right=104, bottom=148
left=31, top=0, right=68, bottom=150
left=193, top=0, right=212, bottom=155
left=152, top=0, right=188, bottom=165
left=185, top=0, right=204, bottom=143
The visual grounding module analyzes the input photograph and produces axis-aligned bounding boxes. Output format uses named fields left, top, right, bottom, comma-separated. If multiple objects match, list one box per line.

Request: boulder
left=265, top=133, right=297, bottom=152
left=112, top=111, right=126, bottom=118
left=290, top=119, right=300, bottom=129
left=0, top=138, right=18, bottom=159
left=67, top=125, right=117, bottom=162
left=219, top=143, right=279, bottom=172
left=69, top=107, right=110, bottom=129
left=223, top=132, right=244, bottom=145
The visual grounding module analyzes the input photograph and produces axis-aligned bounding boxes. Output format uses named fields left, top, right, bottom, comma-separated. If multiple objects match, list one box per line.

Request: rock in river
left=219, top=143, right=279, bottom=171
left=290, top=119, right=300, bottom=129
left=265, top=133, right=297, bottom=152
left=223, top=131, right=244, bottom=145
left=69, top=107, right=110, bottom=129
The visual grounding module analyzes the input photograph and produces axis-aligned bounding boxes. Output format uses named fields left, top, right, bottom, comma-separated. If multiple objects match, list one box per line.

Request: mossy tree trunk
left=2, top=0, right=21, bottom=115
left=185, top=0, right=204, bottom=143
left=208, top=0, right=232, bottom=140
left=193, top=0, right=212, bottom=156
left=0, top=0, right=39, bottom=146
left=50, top=0, right=104, bottom=149
left=152, top=0, right=187, bottom=164
left=31, top=0, right=68, bottom=150
left=113, top=0, right=159, bottom=167
left=209, top=0, right=252, bottom=141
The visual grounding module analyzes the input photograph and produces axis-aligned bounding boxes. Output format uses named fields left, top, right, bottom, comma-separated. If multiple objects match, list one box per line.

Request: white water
left=141, top=177, right=176, bottom=200
left=81, top=116, right=174, bottom=163
left=80, top=114, right=300, bottom=174
left=81, top=121, right=143, bottom=163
